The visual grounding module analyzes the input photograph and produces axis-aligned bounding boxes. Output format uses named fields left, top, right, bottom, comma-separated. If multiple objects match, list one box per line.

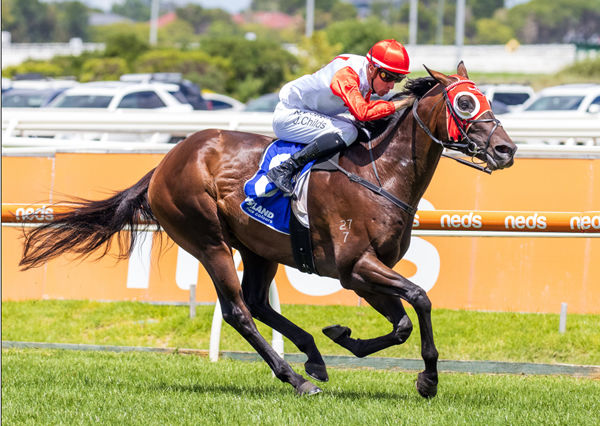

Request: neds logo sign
left=440, top=212, right=482, bottom=229
left=15, top=206, right=54, bottom=222
left=504, top=213, right=547, bottom=230
left=570, top=215, right=600, bottom=230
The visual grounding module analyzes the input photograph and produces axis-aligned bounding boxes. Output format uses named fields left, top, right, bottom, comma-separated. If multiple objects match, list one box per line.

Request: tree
left=80, top=57, right=129, bottom=82
left=54, top=1, right=89, bottom=42
left=294, top=31, right=343, bottom=76
left=330, top=2, right=357, bottom=21
left=111, top=0, right=151, bottom=22
left=506, top=0, right=600, bottom=44
left=135, top=49, right=232, bottom=93
left=104, top=33, right=150, bottom=66
left=467, top=0, right=504, bottom=20
left=1, top=0, right=93, bottom=42
left=1, top=60, right=63, bottom=78
left=200, top=37, right=299, bottom=101
left=472, top=18, right=514, bottom=44
left=1, top=0, right=55, bottom=42
left=250, top=0, right=348, bottom=14
left=175, top=4, right=233, bottom=35
left=325, top=18, right=392, bottom=55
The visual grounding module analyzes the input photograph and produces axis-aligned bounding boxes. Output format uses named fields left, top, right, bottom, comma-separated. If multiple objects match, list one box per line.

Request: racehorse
left=19, top=63, right=516, bottom=397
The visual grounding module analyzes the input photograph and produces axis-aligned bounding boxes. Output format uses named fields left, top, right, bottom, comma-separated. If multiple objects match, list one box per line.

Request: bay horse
left=19, top=63, right=516, bottom=397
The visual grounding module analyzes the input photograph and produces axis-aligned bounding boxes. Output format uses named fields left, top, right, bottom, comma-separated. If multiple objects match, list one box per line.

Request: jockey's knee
left=339, top=125, right=358, bottom=146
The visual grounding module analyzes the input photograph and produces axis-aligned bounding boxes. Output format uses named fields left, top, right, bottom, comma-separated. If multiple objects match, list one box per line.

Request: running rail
left=2, top=203, right=599, bottom=235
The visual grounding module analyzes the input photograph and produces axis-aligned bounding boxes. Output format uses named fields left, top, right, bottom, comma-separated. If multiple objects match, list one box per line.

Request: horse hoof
left=297, top=381, right=322, bottom=396
left=322, top=325, right=352, bottom=343
left=305, top=361, right=329, bottom=382
left=415, top=372, right=438, bottom=398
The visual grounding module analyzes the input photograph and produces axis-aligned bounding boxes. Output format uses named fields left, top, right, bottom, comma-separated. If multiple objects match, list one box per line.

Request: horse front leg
left=348, top=253, right=438, bottom=398
left=322, top=291, right=413, bottom=358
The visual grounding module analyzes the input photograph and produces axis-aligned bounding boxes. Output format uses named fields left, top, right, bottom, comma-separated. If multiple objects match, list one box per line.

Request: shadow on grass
left=152, top=381, right=412, bottom=402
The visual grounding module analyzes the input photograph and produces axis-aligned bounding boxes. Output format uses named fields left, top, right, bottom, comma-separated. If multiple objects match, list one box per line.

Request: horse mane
left=355, top=76, right=438, bottom=141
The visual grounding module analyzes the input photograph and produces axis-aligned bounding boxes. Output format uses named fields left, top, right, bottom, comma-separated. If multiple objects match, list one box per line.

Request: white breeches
left=272, top=102, right=358, bottom=146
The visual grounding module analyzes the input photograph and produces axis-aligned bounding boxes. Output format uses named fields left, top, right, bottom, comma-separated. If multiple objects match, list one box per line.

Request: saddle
left=240, top=140, right=343, bottom=275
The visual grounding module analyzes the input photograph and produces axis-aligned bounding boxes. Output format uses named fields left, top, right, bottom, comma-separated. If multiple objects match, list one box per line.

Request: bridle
left=412, top=76, right=502, bottom=174
left=328, top=76, right=501, bottom=216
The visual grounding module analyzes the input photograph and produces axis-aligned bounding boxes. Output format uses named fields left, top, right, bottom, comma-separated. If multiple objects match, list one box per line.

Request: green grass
left=2, top=349, right=599, bottom=425
left=3, top=300, right=600, bottom=365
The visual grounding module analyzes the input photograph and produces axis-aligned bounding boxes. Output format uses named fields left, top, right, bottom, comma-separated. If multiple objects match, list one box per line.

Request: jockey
left=267, top=39, right=411, bottom=195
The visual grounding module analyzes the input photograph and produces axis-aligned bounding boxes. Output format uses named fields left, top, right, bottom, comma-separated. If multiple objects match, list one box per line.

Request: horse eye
left=457, top=96, right=473, bottom=112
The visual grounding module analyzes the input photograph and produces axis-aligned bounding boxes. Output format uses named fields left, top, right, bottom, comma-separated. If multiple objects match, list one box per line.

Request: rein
left=324, top=108, right=417, bottom=216
left=326, top=156, right=417, bottom=216
left=411, top=81, right=501, bottom=174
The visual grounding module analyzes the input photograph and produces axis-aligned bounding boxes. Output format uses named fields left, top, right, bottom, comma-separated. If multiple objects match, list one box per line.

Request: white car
left=202, top=92, right=245, bottom=111
left=499, top=84, right=600, bottom=146
left=478, top=84, right=535, bottom=114
left=512, top=84, right=600, bottom=116
left=47, top=81, right=193, bottom=112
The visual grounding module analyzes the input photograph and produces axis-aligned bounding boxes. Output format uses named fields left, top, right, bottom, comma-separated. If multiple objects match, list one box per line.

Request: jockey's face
left=368, top=64, right=397, bottom=97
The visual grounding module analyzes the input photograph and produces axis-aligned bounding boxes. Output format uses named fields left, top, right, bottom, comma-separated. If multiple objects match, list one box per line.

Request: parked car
left=2, top=87, right=71, bottom=107
left=505, top=84, right=600, bottom=117
left=245, top=92, right=280, bottom=112
left=47, top=81, right=193, bottom=112
left=478, top=84, right=535, bottom=114
left=202, top=92, right=245, bottom=111
left=2, top=77, right=12, bottom=93
left=120, top=73, right=208, bottom=110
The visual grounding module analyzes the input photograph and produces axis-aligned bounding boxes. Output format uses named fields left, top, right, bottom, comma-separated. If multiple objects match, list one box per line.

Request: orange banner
left=4, top=203, right=599, bottom=233
left=2, top=152, right=599, bottom=313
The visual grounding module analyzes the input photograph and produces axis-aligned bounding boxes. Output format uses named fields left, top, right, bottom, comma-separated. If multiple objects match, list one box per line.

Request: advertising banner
left=2, top=153, right=598, bottom=313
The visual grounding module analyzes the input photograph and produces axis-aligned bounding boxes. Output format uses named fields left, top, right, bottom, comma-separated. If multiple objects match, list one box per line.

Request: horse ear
left=457, top=61, right=469, bottom=79
left=424, top=65, right=453, bottom=86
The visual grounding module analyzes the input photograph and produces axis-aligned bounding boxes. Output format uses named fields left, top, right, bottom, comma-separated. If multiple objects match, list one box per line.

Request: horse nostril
left=494, top=144, right=515, bottom=156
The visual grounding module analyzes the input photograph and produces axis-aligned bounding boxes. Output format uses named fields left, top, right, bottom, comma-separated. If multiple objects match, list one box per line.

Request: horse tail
left=20, top=168, right=159, bottom=270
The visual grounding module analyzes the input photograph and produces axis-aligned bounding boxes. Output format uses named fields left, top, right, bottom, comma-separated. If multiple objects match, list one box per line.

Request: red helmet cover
left=366, top=39, right=410, bottom=74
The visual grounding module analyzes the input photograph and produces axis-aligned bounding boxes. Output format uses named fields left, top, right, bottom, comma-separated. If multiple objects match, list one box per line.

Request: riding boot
left=267, top=133, right=346, bottom=195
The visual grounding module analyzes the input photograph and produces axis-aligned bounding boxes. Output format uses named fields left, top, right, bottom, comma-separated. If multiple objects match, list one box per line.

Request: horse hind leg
left=239, top=248, right=328, bottom=382
left=199, top=245, right=321, bottom=396
left=322, top=292, right=413, bottom=358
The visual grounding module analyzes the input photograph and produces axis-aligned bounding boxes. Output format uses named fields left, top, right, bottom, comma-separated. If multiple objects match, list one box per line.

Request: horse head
left=419, top=62, right=517, bottom=171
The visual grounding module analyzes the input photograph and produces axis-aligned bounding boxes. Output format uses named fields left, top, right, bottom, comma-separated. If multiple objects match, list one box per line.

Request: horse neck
left=369, top=92, right=446, bottom=208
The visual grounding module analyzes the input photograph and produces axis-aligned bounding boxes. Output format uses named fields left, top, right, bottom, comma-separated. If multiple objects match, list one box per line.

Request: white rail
left=2, top=107, right=600, bottom=153
left=2, top=108, right=276, bottom=140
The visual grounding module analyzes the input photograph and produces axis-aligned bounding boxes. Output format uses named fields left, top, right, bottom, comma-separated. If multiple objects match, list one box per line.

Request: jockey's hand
left=393, top=98, right=412, bottom=111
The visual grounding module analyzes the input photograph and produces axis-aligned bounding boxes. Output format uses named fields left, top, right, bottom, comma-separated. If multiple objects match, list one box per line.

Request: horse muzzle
left=486, top=139, right=517, bottom=170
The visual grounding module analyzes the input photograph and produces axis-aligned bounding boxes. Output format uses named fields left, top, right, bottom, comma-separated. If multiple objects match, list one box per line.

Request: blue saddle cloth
left=241, top=140, right=315, bottom=234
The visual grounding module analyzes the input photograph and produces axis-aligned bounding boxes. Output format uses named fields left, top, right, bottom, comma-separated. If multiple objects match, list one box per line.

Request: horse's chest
left=369, top=218, right=412, bottom=264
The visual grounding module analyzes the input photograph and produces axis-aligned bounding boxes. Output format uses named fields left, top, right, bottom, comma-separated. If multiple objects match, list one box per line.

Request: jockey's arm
left=330, top=67, right=396, bottom=121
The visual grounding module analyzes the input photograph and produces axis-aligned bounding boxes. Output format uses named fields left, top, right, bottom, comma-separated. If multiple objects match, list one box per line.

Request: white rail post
left=209, top=299, right=223, bottom=362
left=208, top=280, right=283, bottom=363
left=189, top=283, right=196, bottom=319
left=559, top=302, right=568, bottom=333
left=269, top=281, right=284, bottom=358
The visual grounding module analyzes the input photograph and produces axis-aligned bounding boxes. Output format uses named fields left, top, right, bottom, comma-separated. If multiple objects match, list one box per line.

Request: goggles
left=378, top=69, right=405, bottom=83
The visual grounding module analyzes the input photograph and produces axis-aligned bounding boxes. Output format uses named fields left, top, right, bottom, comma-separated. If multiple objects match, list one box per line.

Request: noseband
left=412, top=77, right=502, bottom=174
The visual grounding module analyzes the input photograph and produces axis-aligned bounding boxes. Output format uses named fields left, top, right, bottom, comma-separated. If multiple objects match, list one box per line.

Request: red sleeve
left=329, top=66, right=395, bottom=121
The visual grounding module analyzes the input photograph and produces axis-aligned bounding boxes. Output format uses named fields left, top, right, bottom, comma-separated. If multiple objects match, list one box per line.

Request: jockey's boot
left=267, top=133, right=345, bottom=195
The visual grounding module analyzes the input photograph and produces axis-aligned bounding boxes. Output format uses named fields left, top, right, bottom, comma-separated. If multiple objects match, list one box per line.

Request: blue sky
left=64, top=0, right=252, bottom=14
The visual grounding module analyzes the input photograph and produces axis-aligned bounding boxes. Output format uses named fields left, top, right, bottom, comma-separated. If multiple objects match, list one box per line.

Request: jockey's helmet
left=366, top=39, right=410, bottom=75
